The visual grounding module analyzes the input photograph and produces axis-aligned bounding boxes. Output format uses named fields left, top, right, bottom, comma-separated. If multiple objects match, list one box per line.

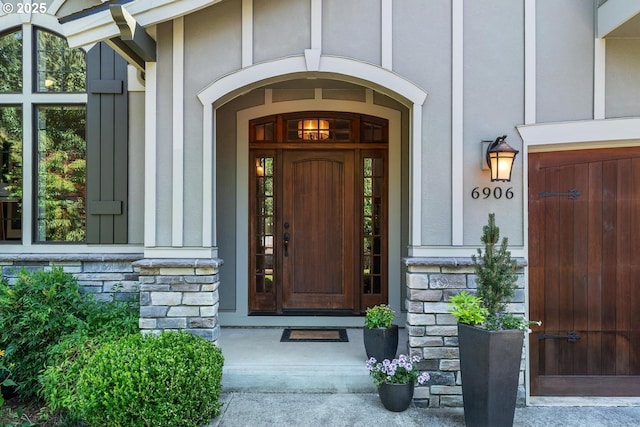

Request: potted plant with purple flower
left=366, top=354, right=430, bottom=412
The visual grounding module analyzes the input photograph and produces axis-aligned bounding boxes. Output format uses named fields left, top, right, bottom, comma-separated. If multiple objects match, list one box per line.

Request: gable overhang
left=59, top=0, right=223, bottom=49
left=598, top=0, right=640, bottom=38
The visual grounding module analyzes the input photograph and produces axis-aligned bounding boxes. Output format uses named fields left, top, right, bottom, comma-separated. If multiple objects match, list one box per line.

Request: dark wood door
left=529, top=147, right=640, bottom=396
left=281, top=150, right=356, bottom=311
left=248, top=112, right=389, bottom=314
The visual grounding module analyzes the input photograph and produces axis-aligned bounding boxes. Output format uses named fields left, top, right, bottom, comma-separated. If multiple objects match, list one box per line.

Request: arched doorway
left=248, top=112, right=389, bottom=314
left=198, top=60, right=425, bottom=325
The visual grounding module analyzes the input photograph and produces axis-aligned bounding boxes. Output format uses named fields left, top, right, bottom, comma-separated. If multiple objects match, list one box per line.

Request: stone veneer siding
left=0, top=254, right=223, bottom=345
left=404, top=257, right=527, bottom=408
left=0, top=254, right=142, bottom=301
left=133, top=258, right=223, bottom=344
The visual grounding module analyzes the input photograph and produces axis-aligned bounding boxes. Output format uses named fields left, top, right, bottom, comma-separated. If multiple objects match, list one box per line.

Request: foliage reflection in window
left=255, top=157, right=274, bottom=294
left=36, top=29, right=85, bottom=92
left=363, top=157, right=383, bottom=294
left=0, top=29, right=22, bottom=92
left=0, top=26, right=87, bottom=243
left=0, top=106, right=22, bottom=241
left=36, top=106, right=86, bottom=242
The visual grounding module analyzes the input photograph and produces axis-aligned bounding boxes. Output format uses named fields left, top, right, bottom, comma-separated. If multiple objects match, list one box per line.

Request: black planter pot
left=363, top=324, right=399, bottom=362
left=457, top=323, right=524, bottom=427
left=377, top=381, right=415, bottom=412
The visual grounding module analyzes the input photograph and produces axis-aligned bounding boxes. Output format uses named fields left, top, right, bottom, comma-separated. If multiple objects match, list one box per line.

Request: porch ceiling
left=598, top=0, right=640, bottom=38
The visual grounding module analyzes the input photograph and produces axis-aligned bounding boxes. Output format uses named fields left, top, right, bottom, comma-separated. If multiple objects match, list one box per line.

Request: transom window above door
left=250, top=112, right=388, bottom=144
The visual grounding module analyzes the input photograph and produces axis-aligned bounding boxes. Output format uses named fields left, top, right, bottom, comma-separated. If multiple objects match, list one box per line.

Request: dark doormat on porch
left=280, top=328, right=348, bottom=342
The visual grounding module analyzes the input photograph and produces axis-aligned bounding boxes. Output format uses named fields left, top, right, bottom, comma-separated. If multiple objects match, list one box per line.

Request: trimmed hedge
left=72, top=332, right=224, bottom=427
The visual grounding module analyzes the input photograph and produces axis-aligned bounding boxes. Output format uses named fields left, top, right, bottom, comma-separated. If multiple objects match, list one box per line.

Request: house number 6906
left=471, top=187, right=514, bottom=200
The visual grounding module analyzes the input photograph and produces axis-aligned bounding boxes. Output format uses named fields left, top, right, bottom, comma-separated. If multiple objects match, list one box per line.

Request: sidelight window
left=362, top=156, right=384, bottom=295
left=253, top=156, right=275, bottom=295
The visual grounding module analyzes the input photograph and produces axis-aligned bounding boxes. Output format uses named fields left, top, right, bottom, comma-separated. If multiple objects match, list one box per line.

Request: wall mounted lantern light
left=485, top=135, right=519, bottom=182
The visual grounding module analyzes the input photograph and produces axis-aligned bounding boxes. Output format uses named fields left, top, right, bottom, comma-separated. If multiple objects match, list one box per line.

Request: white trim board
left=517, top=117, right=640, bottom=148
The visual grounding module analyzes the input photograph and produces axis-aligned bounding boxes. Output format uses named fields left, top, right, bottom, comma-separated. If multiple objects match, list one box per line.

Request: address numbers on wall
left=471, top=187, right=514, bottom=200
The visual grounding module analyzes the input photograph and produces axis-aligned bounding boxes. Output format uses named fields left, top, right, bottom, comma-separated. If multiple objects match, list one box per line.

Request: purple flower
left=417, top=372, right=431, bottom=385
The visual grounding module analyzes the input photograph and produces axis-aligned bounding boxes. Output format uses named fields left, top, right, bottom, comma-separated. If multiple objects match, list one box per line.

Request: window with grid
left=0, top=26, right=86, bottom=243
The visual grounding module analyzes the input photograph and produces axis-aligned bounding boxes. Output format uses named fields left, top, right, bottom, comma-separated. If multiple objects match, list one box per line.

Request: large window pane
left=36, top=29, right=85, bottom=92
left=36, top=106, right=86, bottom=242
left=0, top=106, right=22, bottom=241
left=0, top=30, right=22, bottom=92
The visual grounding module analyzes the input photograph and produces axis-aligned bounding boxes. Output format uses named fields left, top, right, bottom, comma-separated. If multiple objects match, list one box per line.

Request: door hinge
left=538, top=330, right=580, bottom=343
left=538, top=189, right=581, bottom=200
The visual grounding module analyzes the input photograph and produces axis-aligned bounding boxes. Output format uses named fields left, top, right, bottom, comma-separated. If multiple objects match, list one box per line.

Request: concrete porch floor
left=218, top=327, right=409, bottom=393
left=212, top=327, right=640, bottom=427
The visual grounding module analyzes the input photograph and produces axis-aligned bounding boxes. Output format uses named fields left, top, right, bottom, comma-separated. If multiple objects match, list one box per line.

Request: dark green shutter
left=86, top=42, right=128, bottom=244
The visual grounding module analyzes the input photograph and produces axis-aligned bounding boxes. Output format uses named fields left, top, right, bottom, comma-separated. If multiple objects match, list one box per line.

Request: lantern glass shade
left=486, top=135, right=519, bottom=182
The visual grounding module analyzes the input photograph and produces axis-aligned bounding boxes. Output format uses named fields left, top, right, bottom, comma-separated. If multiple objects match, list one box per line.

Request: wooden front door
left=248, top=112, right=388, bottom=314
left=281, top=150, right=355, bottom=311
left=528, top=147, right=640, bottom=396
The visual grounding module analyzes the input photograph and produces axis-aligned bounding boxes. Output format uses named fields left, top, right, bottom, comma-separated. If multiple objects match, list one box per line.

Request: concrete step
left=218, top=327, right=404, bottom=393
left=222, top=364, right=375, bottom=393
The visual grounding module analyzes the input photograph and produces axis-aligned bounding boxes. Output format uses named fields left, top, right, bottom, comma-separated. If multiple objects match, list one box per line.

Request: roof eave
left=598, top=0, right=640, bottom=38
left=60, top=0, right=223, bottom=49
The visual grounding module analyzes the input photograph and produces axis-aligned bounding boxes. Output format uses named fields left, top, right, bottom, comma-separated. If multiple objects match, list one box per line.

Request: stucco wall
left=323, top=0, right=381, bottom=64
left=128, top=91, right=145, bottom=245
left=216, top=90, right=266, bottom=311
left=254, top=0, right=310, bottom=63
left=537, top=0, right=595, bottom=123
left=606, top=39, right=640, bottom=118
left=462, top=0, right=525, bottom=245
left=155, top=21, right=175, bottom=247
left=148, top=0, right=636, bottom=250
left=394, top=0, right=453, bottom=245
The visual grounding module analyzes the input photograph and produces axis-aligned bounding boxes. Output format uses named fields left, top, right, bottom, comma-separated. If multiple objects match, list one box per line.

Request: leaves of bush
left=73, top=332, right=224, bottom=427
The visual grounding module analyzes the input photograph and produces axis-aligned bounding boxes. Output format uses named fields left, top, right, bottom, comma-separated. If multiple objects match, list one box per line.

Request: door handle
left=283, top=232, right=290, bottom=256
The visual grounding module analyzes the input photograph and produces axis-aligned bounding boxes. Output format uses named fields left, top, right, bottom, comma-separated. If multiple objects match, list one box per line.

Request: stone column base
left=133, top=258, right=223, bottom=343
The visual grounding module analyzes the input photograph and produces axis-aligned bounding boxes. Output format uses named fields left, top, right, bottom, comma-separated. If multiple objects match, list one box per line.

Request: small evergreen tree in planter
left=450, top=213, right=540, bottom=427
left=363, top=304, right=398, bottom=362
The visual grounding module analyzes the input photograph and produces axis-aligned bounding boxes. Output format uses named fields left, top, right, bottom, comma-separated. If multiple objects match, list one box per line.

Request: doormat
left=280, top=328, right=348, bottom=342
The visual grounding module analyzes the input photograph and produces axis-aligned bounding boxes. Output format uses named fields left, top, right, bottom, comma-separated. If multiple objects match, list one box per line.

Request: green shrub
left=448, top=291, right=488, bottom=326
left=0, top=267, right=91, bottom=400
left=472, top=213, right=519, bottom=317
left=72, top=332, right=224, bottom=427
left=42, top=299, right=139, bottom=415
left=364, top=304, right=395, bottom=329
